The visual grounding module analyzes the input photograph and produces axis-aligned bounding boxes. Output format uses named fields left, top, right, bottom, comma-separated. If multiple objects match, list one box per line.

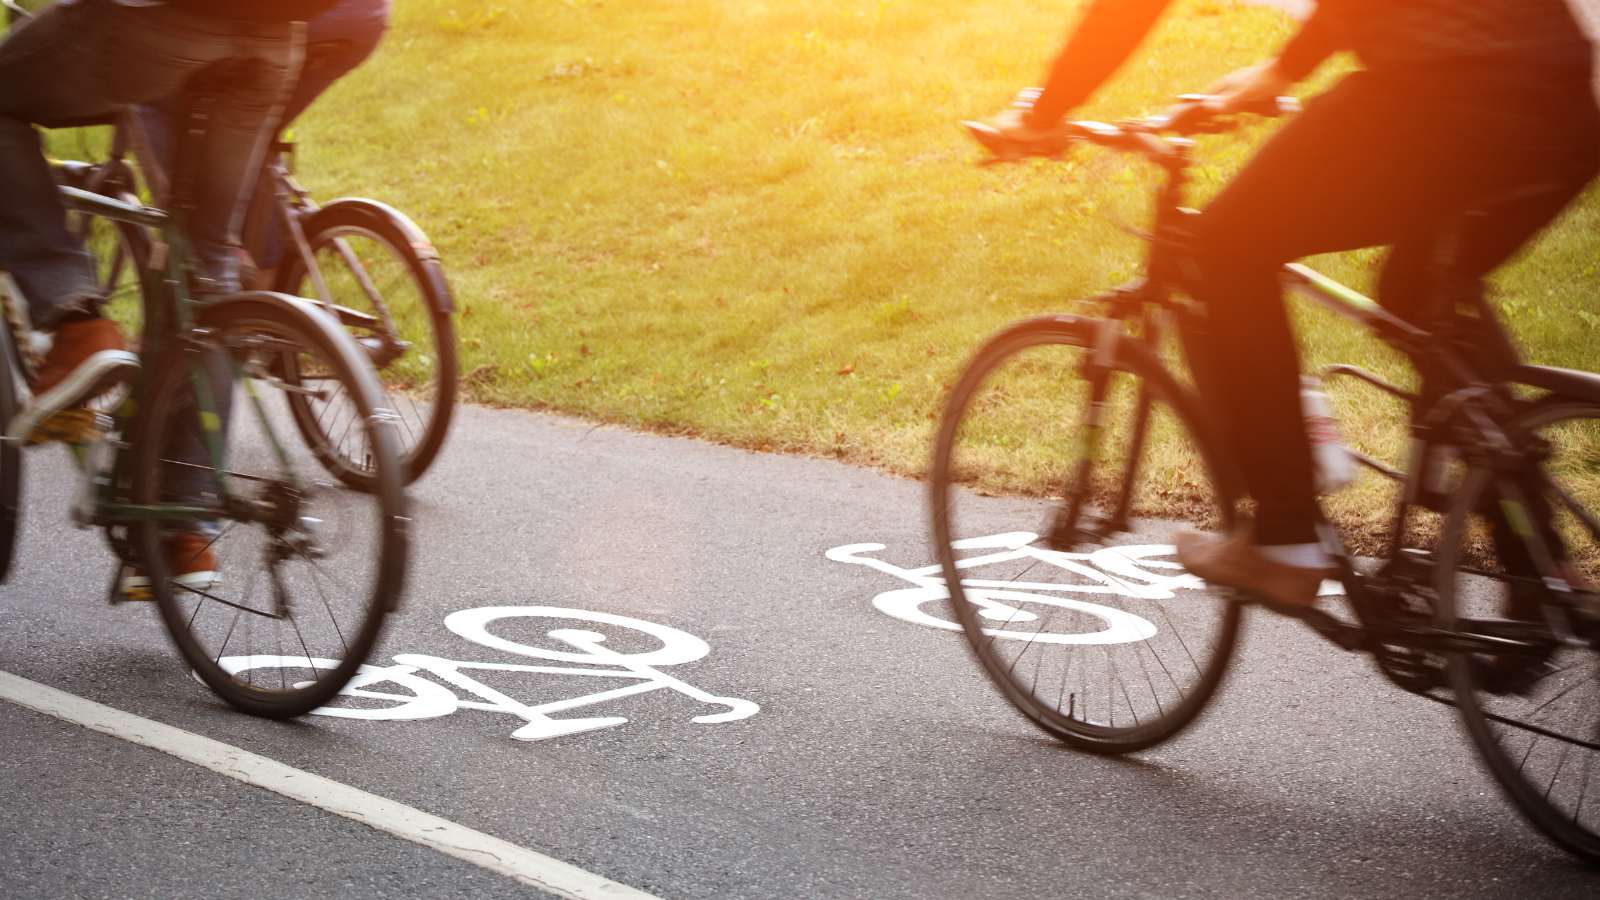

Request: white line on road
left=0, top=669, right=660, bottom=900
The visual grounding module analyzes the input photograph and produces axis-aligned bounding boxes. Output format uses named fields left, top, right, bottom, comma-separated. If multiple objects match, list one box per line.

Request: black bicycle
left=932, top=96, right=1600, bottom=863
left=9, top=0, right=458, bottom=489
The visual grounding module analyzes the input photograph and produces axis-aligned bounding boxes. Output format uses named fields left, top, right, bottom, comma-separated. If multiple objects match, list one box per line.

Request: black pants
left=1188, top=68, right=1600, bottom=545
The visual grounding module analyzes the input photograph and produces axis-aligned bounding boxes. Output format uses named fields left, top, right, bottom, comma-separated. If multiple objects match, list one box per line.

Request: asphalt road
left=2, top=401, right=1599, bottom=899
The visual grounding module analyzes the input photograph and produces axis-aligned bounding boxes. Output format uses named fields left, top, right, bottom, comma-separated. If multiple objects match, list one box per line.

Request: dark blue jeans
left=137, top=0, right=390, bottom=271
left=0, top=0, right=294, bottom=329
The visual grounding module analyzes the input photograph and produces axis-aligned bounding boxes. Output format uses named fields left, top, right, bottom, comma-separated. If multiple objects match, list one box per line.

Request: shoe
left=8, top=317, right=137, bottom=444
left=121, top=531, right=222, bottom=600
left=1175, top=528, right=1332, bottom=609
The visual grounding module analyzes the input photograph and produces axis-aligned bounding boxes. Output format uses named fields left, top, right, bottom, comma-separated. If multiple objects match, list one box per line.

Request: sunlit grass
left=38, top=0, right=1600, bottom=544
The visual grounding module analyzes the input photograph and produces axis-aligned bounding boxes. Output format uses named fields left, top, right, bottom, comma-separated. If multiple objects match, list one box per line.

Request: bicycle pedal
left=25, top=407, right=106, bottom=447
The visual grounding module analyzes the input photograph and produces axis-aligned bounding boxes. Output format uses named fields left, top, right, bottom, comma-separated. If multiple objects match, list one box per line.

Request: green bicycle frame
left=57, top=186, right=300, bottom=527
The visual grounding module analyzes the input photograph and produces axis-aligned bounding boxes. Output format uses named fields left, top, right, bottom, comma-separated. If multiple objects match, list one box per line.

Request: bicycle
left=931, top=96, right=1600, bottom=862
left=0, top=93, right=411, bottom=719
left=8, top=0, right=459, bottom=490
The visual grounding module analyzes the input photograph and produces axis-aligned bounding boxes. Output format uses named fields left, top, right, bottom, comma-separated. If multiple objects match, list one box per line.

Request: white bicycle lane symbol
left=827, top=532, right=1209, bottom=645
left=215, top=606, right=760, bottom=741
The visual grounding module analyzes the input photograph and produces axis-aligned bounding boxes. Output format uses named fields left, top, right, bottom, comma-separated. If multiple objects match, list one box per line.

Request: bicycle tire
left=132, top=292, right=409, bottom=719
left=276, top=199, right=457, bottom=489
left=930, top=315, right=1242, bottom=754
left=0, top=300, right=22, bottom=583
left=1437, top=397, right=1600, bottom=863
left=71, top=185, right=152, bottom=338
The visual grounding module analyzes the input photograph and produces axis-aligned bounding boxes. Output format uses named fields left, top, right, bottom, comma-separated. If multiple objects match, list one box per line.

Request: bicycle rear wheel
left=1437, top=398, right=1600, bottom=862
left=277, top=200, right=457, bottom=489
left=930, top=316, right=1242, bottom=753
left=132, top=293, right=409, bottom=719
left=72, top=185, right=151, bottom=341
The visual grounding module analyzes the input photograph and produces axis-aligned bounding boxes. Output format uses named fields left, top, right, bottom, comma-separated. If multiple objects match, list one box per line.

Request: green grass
left=40, top=0, right=1600, bottom=544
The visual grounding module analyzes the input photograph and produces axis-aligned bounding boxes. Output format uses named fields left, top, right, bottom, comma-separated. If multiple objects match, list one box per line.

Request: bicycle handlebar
left=962, top=93, right=1301, bottom=167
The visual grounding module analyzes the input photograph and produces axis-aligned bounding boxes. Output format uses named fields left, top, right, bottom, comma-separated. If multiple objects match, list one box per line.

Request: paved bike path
left=2, top=403, right=1597, bottom=898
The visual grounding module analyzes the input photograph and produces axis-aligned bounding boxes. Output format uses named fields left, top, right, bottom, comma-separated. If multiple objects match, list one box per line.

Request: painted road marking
left=0, top=669, right=659, bottom=900
left=829, top=532, right=1342, bottom=643
left=828, top=533, right=1199, bottom=644
left=219, top=605, right=760, bottom=741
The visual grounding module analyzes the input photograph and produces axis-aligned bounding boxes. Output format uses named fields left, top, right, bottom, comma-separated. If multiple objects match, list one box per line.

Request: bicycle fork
left=1050, top=317, right=1131, bottom=548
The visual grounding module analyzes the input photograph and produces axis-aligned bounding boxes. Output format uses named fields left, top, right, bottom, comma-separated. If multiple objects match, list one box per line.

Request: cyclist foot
left=121, top=532, right=222, bottom=601
left=1176, top=529, right=1331, bottom=609
left=9, top=317, right=137, bottom=444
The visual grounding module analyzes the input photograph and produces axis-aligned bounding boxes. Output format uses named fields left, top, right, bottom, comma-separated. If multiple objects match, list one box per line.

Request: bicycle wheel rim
left=281, top=215, right=456, bottom=486
left=0, top=314, right=21, bottom=582
left=1439, top=400, right=1600, bottom=861
left=74, top=192, right=149, bottom=333
left=77, top=194, right=149, bottom=419
left=930, top=318, right=1241, bottom=753
left=134, top=297, right=408, bottom=718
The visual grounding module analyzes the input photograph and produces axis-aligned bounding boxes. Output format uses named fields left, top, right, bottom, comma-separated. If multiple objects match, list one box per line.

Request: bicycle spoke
left=137, top=302, right=404, bottom=716
left=931, top=318, right=1238, bottom=749
left=1129, top=639, right=1167, bottom=717
left=292, top=544, right=351, bottom=657
left=214, top=608, right=244, bottom=666
left=1443, top=401, right=1600, bottom=858
left=289, top=611, right=320, bottom=685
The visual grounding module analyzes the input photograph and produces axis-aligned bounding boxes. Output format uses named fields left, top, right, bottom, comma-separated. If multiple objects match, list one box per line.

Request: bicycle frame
left=267, top=157, right=407, bottom=359
left=52, top=105, right=417, bottom=369
left=1059, top=143, right=1595, bottom=663
left=51, top=187, right=295, bottom=530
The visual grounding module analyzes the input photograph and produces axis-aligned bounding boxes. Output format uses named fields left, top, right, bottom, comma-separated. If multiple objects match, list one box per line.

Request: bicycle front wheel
left=930, top=316, right=1242, bottom=753
left=1437, top=398, right=1600, bottom=863
left=0, top=298, right=21, bottom=583
left=278, top=200, right=457, bottom=488
left=132, top=292, right=409, bottom=719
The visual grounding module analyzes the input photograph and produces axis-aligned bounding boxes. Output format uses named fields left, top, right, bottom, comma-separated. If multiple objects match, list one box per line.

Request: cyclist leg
left=1177, top=69, right=1598, bottom=605
left=1385, top=105, right=1600, bottom=609
left=0, top=0, right=123, bottom=331
left=282, top=0, right=390, bottom=127
left=0, top=4, right=294, bottom=432
left=133, top=15, right=299, bottom=591
left=0, top=2, right=293, bottom=591
left=0, top=2, right=156, bottom=435
left=243, top=0, right=391, bottom=282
